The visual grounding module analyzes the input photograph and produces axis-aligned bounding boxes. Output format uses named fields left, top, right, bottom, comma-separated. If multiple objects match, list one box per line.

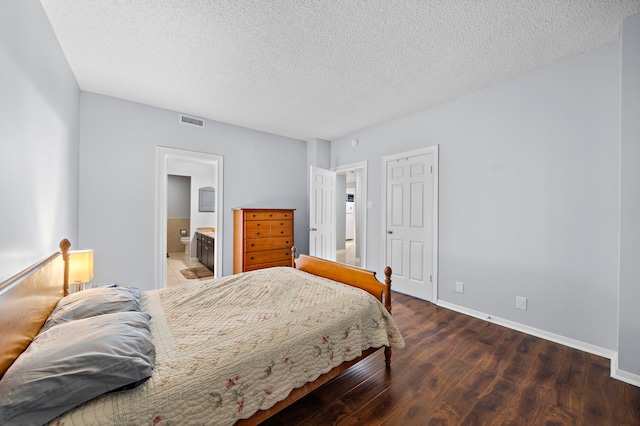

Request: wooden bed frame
left=0, top=240, right=394, bottom=424
left=237, top=247, right=394, bottom=425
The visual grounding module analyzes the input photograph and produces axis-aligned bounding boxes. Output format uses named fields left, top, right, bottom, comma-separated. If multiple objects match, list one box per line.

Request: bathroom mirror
left=199, top=187, right=215, bottom=212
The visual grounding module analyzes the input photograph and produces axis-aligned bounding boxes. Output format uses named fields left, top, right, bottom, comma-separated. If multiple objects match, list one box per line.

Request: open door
left=309, top=165, right=336, bottom=261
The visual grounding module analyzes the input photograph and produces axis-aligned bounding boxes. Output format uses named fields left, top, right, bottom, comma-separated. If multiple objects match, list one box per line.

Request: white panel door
left=309, top=165, right=336, bottom=261
left=385, top=153, right=434, bottom=300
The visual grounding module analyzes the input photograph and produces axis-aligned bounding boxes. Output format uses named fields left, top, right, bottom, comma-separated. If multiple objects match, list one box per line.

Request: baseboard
left=435, top=300, right=637, bottom=384
left=610, top=354, right=640, bottom=387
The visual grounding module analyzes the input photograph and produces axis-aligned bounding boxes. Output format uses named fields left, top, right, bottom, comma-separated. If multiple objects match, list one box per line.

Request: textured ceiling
left=39, top=0, right=640, bottom=141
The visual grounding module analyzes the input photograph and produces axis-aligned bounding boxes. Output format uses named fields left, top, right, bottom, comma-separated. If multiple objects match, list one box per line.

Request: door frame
left=381, top=145, right=439, bottom=301
left=333, top=161, right=368, bottom=268
left=155, top=146, right=224, bottom=289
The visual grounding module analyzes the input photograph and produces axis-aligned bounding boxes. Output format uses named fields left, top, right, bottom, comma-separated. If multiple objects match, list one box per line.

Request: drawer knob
left=251, top=243, right=254, bottom=246
left=251, top=256, right=254, bottom=260
left=257, top=232, right=261, bottom=235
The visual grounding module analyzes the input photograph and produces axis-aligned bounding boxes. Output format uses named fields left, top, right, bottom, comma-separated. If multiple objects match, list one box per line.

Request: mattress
left=49, top=267, right=405, bottom=425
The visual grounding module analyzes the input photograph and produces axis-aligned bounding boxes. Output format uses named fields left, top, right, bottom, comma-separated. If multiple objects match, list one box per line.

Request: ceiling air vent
left=179, top=114, right=205, bottom=128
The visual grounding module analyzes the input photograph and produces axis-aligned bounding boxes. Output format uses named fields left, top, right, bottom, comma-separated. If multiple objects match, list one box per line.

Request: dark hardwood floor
left=262, top=292, right=640, bottom=425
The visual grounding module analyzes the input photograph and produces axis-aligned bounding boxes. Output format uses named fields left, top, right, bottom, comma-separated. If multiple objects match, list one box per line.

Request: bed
left=0, top=239, right=404, bottom=425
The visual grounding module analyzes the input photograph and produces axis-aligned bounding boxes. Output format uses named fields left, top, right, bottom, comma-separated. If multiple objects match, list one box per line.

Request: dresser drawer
left=243, top=259, right=292, bottom=271
left=245, top=220, right=271, bottom=235
left=270, top=220, right=293, bottom=236
left=245, top=236, right=292, bottom=252
left=278, top=211, right=293, bottom=220
left=244, top=249, right=291, bottom=265
left=245, top=229, right=268, bottom=238
left=262, top=210, right=280, bottom=220
left=244, top=211, right=264, bottom=220
left=270, top=227, right=292, bottom=237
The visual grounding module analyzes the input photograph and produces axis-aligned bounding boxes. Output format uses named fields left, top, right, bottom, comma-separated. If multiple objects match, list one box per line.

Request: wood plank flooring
left=262, top=292, right=640, bottom=425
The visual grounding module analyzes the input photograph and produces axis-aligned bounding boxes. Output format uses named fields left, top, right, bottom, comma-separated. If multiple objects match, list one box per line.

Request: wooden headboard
left=0, top=239, right=70, bottom=378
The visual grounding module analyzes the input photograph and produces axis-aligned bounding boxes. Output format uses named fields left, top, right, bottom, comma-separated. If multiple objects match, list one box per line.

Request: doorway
left=382, top=146, right=438, bottom=302
left=155, top=147, right=224, bottom=289
left=334, top=161, right=367, bottom=268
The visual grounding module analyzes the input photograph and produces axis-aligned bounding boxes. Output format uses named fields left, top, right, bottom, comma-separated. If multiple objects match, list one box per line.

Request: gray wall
left=0, top=0, right=80, bottom=282
left=331, top=41, right=621, bottom=354
left=619, top=13, right=640, bottom=377
left=167, top=175, right=190, bottom=218
left=79, top=93, right=307, bottom=290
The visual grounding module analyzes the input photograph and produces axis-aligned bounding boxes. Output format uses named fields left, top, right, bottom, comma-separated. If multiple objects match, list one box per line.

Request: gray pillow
left=41, top=286, right=142, bottom=332
left=0, top=311, right=155, bottom=426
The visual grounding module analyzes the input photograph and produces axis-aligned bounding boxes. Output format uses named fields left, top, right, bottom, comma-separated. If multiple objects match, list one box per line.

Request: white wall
left=0, top=0, right=80, bottom=282
left=79, top=93, right=307, bottom=290
left=618, top=13, right=640, bottom=379
left=331, top=41, right=621, bottom=355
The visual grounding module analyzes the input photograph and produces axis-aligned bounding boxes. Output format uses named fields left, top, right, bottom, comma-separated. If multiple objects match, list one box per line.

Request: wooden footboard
left=292, top=248, right=392, bottom=314
left=237, top=248, right=397, bottom=425
left=292, top=249, right=394, bottom=369
left=236, top=347, right=380, bottom=425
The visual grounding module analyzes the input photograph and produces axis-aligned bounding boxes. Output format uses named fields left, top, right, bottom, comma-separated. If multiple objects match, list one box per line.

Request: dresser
left=233, top=208, right=295, bottom=273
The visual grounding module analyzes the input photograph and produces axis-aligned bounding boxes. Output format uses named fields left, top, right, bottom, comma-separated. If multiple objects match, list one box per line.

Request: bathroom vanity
left=195, top=229, right=215, bottom=272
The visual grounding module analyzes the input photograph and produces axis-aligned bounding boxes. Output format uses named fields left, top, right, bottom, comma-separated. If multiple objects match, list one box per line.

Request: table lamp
left=69, top=249, right=94, bottom=292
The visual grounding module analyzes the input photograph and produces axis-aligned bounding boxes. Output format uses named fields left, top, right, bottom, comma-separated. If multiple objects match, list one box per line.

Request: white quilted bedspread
left=50, top=267, right=405, bottom=426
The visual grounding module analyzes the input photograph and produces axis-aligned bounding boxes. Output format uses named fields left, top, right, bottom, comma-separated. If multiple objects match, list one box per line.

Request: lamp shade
left=69, top=250, right=94, bottom=284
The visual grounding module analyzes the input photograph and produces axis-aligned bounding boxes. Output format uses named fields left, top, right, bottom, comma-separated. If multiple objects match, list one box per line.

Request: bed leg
left=383, top=266, right=393, bottom=368
left=383, top=266, right=392, bottom=314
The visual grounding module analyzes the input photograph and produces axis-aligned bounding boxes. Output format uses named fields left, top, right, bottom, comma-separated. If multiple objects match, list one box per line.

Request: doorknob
left=387, top=230, right=393, bottom=234
left=308, top=227, right=317, bottom=231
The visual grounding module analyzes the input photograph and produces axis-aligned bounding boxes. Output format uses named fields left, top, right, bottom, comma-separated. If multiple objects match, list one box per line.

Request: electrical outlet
left=455, top=281, right=464, bottom=293
left=516, top=296, right=527, bottom=310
